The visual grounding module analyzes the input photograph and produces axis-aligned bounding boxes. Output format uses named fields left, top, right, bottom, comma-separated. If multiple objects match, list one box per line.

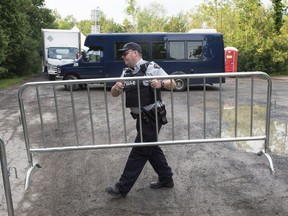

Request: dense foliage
left=0, top=0, right=56, bottom=78
left=0, top=0, right=287, bottom=78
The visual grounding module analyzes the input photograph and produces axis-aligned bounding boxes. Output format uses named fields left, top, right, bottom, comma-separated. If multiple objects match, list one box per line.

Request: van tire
left=174, top=78, right=187, bottom=91
left=64, top=75, right=79, bottom=91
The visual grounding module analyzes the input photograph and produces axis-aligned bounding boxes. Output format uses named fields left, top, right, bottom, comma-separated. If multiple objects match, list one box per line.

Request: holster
left=156, top=105, right=168, bottom=125
left=130, top=112, right=138, bottom=119
left=130, top=111, right=150, bottom=123
left=149, top=105, right=168, bottom=125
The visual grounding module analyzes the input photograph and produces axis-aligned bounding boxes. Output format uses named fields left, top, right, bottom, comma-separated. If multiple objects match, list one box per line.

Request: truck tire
left=64, top=75, right=79, bottom=91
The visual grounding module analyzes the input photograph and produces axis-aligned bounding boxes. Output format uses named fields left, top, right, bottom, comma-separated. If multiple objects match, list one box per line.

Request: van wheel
left=64, top=75, right=79, bottom=91
left=174, top=78, right=187, bottom=91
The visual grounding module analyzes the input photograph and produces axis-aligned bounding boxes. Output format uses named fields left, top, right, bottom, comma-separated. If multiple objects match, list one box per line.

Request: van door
left=77, top=49, right=104, bottom=79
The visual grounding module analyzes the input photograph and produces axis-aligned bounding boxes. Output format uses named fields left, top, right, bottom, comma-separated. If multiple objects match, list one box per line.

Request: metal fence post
left=0, top=138, right=15, bottom=216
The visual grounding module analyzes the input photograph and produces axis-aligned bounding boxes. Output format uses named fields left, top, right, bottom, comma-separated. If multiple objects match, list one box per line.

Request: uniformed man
left=105, top=42, right=176, bottom=197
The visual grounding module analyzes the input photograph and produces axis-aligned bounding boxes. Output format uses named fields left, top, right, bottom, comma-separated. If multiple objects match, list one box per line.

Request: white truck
left=41, top=29, right=81, bottom=80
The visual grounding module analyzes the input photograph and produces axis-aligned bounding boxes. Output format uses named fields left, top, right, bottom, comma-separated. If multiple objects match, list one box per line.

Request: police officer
left=105, top=42, right=176, bottom=197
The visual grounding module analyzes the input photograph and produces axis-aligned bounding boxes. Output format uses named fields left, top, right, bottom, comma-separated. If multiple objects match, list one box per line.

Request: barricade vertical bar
left=250, top=78, right=254, bottom=136
left=18, top=85, right=40, bottom=190
left=264, top=75, right=272, bottom=153
left=0, top=138, right=15, bottom=216
left=18, top=88, right=33, bottom=168
left=86, top=86, right=95, bottom=145
left=103, top=83, right=112, bottom=144
left=120, top=92, right=127, bottom=143
left=36, top=86, right=46, bottom=147
left=187, top=78, right=191, bottom=140
left=235, top=77, right=239, bottom=137
left=53, top=86, right=63, bottom=147
left=219, top=77, right=223, bottom=138
left=203, top=78, right=207, bottom=139
left=70, top=88, right=79, bottom=146
left=137, top=80, right=143, bottom=142
left=170, top=78, right=175, bottom=141
left=187, top=78, right=191, bottom=139
left=153, top=87, right=159, bottom=141
left=257, top=73, right=274, bottom=173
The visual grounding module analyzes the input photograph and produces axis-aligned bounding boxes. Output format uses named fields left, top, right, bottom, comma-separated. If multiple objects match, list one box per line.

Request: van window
left=85, top=50, right=102, bottom=63
left=169, top=42, right=185, bottom=60
left=152, top=42, right=166, bottom=60
left=188, top=41, right=203, bottom=60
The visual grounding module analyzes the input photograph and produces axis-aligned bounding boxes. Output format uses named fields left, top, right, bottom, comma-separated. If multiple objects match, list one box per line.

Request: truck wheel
left=174, top=78, right=187, bottom=91
left=64, top=75, right=79, bottom=91
left=48, top=74, right=55, bottom=80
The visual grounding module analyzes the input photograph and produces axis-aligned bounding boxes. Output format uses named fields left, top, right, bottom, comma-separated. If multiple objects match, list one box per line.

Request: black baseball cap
left=118, top=42, right=142, bottom=53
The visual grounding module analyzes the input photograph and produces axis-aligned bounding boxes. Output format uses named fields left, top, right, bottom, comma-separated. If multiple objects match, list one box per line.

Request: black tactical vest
left=123, top=62, right=162, bottom=108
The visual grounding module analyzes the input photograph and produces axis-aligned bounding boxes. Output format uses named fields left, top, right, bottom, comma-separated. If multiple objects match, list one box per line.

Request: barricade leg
left=0, top=138, right=14, bottom=216
left=24, top=162, right=41, bottom=190
left=257, top=150, right=275, bottom=173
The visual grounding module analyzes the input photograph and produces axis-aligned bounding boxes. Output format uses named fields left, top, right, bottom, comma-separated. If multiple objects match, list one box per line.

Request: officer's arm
left=161, top=79, right=176, bottom=90
left=111, top=82, right=123, bottom=97
left=149, top=62, right=176, bottom=90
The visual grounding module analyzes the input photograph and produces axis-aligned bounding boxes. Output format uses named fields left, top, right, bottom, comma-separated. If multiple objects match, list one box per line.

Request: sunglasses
left=122, top=50, right=132, bottom=57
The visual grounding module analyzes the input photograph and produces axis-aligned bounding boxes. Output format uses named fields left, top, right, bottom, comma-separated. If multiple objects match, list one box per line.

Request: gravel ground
left=0, top=73, right=288, bottom=216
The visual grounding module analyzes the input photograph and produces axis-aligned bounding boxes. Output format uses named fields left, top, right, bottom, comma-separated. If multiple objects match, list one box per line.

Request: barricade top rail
left=18, top=72, right=271, bottom=91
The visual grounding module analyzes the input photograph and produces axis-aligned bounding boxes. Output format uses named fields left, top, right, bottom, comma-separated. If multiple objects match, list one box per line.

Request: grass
left=0, top=74, right=38, bottom=90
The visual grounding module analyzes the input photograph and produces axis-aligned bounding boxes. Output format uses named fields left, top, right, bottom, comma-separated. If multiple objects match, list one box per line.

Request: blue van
left=56, top=32, right=225, bottom=91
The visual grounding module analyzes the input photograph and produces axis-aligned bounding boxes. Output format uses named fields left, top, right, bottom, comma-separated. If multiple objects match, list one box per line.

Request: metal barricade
left=18, top=72, right=274, bottom=190
left=0, top=138, right=15, bottom=216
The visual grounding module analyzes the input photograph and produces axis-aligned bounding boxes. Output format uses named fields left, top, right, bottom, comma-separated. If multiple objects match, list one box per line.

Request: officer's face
left=122, top=50, right=138, bottom=67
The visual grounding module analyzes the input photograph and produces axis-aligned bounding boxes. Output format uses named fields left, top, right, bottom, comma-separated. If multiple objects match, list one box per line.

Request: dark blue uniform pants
left=116, top=111, right=173, bottom=194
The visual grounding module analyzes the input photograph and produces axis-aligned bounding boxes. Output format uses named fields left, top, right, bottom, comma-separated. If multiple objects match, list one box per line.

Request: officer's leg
left=115, top=118, right=154, bottom=194
left=116, top=146, right=152, bottom=194
left=144, top=111, right=173, bottom=182
left=149, top=146, right=173, bottom=182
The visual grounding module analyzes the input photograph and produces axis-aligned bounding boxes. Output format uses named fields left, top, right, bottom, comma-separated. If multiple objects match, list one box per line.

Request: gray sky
left=44, top=0, right=272, bottom=24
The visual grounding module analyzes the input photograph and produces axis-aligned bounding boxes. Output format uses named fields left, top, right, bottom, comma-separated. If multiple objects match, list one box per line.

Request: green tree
left=136, top=3, right=168, bottom=32
left=77, top=20, right=94, bottom=35
left=20, top=0, right=56, bottom=75
left=56, top=15, right=77, bottom=29
left=0, top=0, right=29, bottom=77
left=231, top=0, right=275, bottom=72
left=272, top=0, right=285, bottom=33
left=124, top=0, right=138, bottom=31
left=163, top=13, right=188, bottom=32
left=0, top=27, right=9, bottom=77
left=186, top=0, right=288, bottom=74
left=99, top=13, right=124, bottom=33
left=0, top=0, right=55, bottom=78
